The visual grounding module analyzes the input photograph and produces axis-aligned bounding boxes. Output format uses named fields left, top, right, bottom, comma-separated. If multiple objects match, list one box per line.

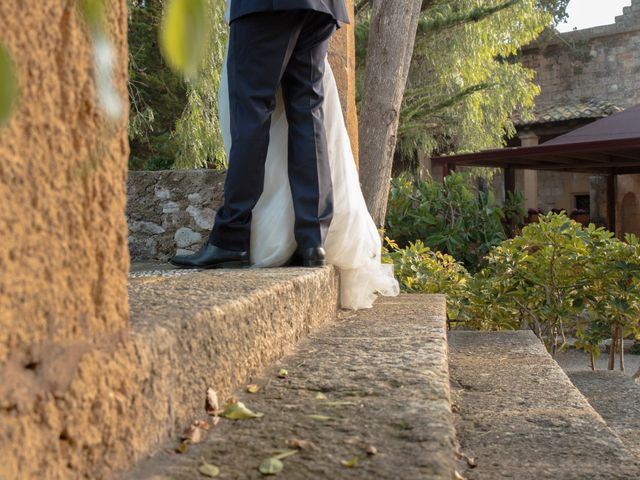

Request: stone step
left=449, top=331, right=640, bottom=480
left=118, top=266, right=339, bottom=473
left=567, top=370, right=640, bottom=459
left=124, top=295, right=456, bottom=479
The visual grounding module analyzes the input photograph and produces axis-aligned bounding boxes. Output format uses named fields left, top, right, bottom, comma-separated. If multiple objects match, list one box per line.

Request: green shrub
left=385, top=173, right=511, bottom=271
left=390, top=212, right=640, bottom=369
left=461, top=213, right=640, bottom=366
left=383, top=238, right=470, bottom=320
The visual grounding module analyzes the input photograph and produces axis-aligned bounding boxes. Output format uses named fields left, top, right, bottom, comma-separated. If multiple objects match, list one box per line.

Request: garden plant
left=385, top=210, right=640, bottom=370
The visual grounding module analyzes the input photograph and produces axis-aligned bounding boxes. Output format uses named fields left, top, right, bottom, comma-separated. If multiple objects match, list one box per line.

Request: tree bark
left=608, top=325, right=618, bottom=371
left=358, top=0, right=423, bottom=227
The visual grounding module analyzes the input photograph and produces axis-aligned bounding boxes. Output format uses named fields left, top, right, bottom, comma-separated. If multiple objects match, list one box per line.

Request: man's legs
left=281, top=14, right=336, bottom=250
left=209, top=12, right=305, bottom=252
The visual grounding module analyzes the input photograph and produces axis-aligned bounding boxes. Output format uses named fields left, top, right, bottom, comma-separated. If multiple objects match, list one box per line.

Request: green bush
left=390, top=213, right=640, bottom=369
left=466, top=214, right=640, bottom=365
left=385, top=173, right=512, bottom=271
left=383, top=238, right=470, bottom=321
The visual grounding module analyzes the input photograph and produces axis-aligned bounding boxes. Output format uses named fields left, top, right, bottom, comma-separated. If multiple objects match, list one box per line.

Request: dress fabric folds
left=218, top=11, right=399, bottom=309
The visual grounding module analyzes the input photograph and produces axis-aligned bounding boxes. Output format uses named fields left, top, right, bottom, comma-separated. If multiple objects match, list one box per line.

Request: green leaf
left=0, top=43, right=18, bottom=127
left=307, top=414, right=334, bottom=422
left=160, top=0, right=211, bottom=77
left=221, top=402, right=264, bottom=420
left=77, top=0, right=105, bottom=33
left=277, top=368, right=289, bottom=379
left=341, top=456, right=359, bottom=468
left=259, top=458, right=284, bottom=476
left=198, top=463, right=220, bottom=477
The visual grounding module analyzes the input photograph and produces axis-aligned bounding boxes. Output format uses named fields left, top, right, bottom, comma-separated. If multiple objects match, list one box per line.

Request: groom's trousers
left=209, top=10, right=337, bottom=253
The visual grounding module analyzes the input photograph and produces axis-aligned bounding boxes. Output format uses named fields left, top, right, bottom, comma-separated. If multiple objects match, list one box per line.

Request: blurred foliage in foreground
left=0, top=43, right=18, bottom=127
left=128, top=0, right=227, bottom=170
left=384, top=213, right=640, bottom=370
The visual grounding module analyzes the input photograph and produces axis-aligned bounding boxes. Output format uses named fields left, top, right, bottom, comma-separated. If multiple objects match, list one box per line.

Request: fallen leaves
left=205, top=388, right=220, bottom=416
left=366, top=445, right=378, bottom=456
left=288, top=439, right=315, bottom=450
left=259, top=450, right=298, bottom=476
left=221, top=401, right=264, bottom=420
left=277, top=368, right=288, bottom=379
left=259, top=457, right=283, bottom=476
left=198, top=462, right=220, bottom=477
left=180, top=420, right=209, bottom=445
left=247, top=384, right=260, bottom=394
left=341, top=456, right=360, bottom=468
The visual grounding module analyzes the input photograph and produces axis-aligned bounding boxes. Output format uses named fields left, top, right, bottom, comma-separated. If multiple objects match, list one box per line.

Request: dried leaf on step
left=221, top=401, right=264, bottom=420
left=259, top=457, right=284, bottom=475
left=198, top=462, right=220, bottom=477
left=175, top=440, right=189, bottom=454
left=289, top=439, right=315, bottom=450
left=341, top=456, right=359, bottom=468
left=277, top=368, right=288, bottom=379
left=205, top=388, right=219, bottom=416
left=306, top=414, right=333, bottom=422
left=247, top=384, right=260, bottom=394
left=365, top=445, right=378, bottom=456
left=454, top=471, right=466, bottom=480
left=314, top=392, right=328, bottom=400
left=180, top=420, right=209, bottom=444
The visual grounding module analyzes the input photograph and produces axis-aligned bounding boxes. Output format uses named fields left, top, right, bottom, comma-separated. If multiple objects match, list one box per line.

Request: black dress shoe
left=287, top=247, right=326, bottom=267
left=169, top=243, right=250, bottom=269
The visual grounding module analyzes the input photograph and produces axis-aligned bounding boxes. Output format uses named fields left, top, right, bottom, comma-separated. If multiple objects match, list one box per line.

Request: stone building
left=512, top=0, right=640, bottom=234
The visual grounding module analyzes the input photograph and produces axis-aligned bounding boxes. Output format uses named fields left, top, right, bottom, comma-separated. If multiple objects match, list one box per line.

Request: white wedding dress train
left=218, top=18, right=399, bottom=309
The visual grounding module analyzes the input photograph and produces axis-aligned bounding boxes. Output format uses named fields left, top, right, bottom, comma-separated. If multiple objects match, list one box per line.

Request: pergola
left=432, top=104, right=640, bottom=232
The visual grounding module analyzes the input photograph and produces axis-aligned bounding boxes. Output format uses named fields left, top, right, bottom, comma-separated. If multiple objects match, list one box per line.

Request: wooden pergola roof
left=432, top=104, right=640, bottom=174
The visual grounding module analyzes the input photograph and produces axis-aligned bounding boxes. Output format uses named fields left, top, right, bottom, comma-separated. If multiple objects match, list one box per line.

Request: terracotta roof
left=514, top=101, right=623, bottom=126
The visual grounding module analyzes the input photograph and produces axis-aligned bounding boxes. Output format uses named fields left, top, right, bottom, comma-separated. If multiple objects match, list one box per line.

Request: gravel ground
left=555, top=343, right=640, bottom=377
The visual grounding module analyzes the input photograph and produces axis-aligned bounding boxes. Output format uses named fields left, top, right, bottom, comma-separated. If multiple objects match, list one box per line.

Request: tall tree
left=358, top=0, right=423, bottom=227
left=356, top=0, right=570, bottom=224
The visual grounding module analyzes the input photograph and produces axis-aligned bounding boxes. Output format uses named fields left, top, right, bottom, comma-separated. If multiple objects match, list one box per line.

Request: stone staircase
left=450, top=332, right=640, bottom=479
left=122, top=268, right=640, bottom=479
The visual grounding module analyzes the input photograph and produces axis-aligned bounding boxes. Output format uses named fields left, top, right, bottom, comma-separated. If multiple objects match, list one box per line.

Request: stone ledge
left=450, top=331, right=640, bottom=479
left=0, top=267, right=338, bottom=479
left=125, top=295, right=456, bottom=480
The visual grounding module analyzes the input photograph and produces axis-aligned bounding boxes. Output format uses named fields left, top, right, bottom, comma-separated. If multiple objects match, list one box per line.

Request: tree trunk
left=608, top=325, right=618, bottom=371
left=619, top=325, right=625, bottom=372
left=358, top=0, right=423, bottom=227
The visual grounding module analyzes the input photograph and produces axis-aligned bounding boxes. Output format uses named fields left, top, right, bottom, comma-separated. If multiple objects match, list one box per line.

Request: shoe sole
left=302, top=259, right=326, bottom=268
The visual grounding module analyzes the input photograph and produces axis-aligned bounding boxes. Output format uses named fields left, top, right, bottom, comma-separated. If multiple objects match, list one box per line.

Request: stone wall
left=127, top=170, right=225, bottom=261
left=0, top=1, right=131, bottom=477
left=521, top=1, right=640, bottom=111
left=516, top=2, right=640, bottom=224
